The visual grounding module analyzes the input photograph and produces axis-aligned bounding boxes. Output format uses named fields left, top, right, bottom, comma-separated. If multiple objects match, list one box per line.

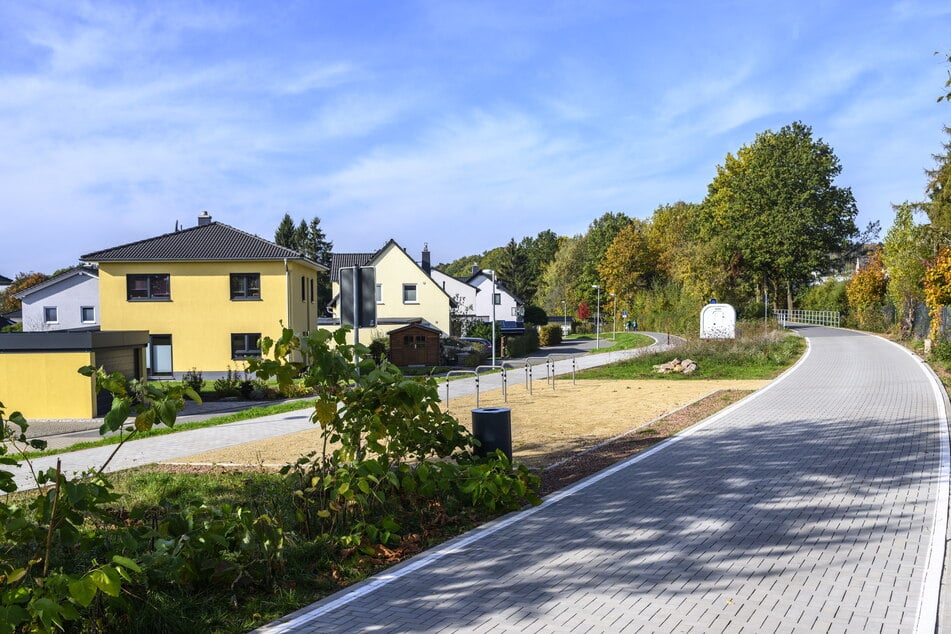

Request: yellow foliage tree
left=923, top=247, right=951, bottom=340
left=846, top=248, right=887, bottom=331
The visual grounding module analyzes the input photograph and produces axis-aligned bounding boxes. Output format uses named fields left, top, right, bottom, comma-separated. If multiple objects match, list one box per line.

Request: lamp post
left=486, top=269, right=497, bottom=366
left=562, top=300, right=567, bottom=333
left=610, top=292, right=617, bottom=340
left=592, top=284, right=601, bottom=350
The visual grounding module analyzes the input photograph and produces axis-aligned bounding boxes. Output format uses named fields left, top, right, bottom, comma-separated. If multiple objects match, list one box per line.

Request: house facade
left=81, top=212, right=327, bottom=378
left=329, top=240, right=452, bottom=343
left=430, top=268, right=478, bottom=330
left=14, top=265, right=100, bottom=332
left=467, top=270, right=523, bottom=328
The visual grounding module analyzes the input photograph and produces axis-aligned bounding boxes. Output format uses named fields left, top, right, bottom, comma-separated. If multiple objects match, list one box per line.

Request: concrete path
left=257, top=326, right=950, bottom=633
left=5, top=334, right=676, bottom=491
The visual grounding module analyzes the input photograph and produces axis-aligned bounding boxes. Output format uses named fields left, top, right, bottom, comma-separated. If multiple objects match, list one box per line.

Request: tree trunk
left=786, top=281, right=793, bottom=312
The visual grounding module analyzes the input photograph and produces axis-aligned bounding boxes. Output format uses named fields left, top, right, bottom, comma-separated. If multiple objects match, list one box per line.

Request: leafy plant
left=181, top=367, right=205, bottom=393
left=213, top=366, right=242, bottom=398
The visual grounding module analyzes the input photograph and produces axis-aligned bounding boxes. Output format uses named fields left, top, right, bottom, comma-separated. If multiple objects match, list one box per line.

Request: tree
left=846, top=248, right=887, bottom=331
left=576, top=299, right=592, bottom=320
left=0, top=272, right=48, bottom=314
left=924, top=126, right=951, bottom=240
left=882, top=203, right=928, bottom=337
left=582, top=212, right=631, bottom=294
left=703, top=121, right=859, bottom=310
left=535, top=236, right=587, bottom=315
left=498, top=238, right=533, bottom=301
left=937, top=50, right=951, bottom=103
left=597, top=219, right=658, bottom=306
left=924, top=247, right=951, bottom=340
left=274, top=214, right=334, bottom=313
left=274, top=213, right=296, bottom=248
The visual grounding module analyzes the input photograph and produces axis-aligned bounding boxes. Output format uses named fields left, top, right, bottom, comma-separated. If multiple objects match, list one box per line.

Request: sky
left=1, top=0, right=949, bottom=278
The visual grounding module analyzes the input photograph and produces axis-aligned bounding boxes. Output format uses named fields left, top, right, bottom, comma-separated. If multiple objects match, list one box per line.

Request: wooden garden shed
left=388, top=322, right=441, bottom=367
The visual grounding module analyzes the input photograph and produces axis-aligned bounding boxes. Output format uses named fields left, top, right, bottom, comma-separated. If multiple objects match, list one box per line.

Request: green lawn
left=577, top=331, right=805, bottom=381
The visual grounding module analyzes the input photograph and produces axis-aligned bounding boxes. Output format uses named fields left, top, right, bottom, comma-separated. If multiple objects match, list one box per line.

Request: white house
left=14, top=265, right=100, bottom=332
left=430, top=268, right=479, bottom=323
left=466, top=269, right=523, bottom=327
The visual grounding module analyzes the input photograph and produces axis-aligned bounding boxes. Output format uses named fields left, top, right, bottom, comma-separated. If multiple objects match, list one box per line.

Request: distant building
left=14, top=265, right=99, bottom=332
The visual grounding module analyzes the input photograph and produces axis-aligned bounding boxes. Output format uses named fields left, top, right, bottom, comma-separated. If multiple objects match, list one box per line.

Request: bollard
left=471, top=407, right=512, bottom=461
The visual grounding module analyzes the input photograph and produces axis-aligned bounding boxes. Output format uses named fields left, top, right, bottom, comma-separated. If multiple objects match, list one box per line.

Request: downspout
left=284, top=258, right=290, bottom=328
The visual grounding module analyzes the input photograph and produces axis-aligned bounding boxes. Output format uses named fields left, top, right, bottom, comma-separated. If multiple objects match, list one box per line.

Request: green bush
left=181, top=367, right=205, bottom=393
left=504, top=330, right=540, bottom=357
left=213, top=367, right=242, bottom=398
left=538, top=324, right=563, bottom=346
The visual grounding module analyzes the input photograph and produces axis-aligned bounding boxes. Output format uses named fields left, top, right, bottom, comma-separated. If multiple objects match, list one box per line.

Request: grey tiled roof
left=80, top=222, right=327, bottom=270
left=0, top=274, right=11, bottom=285
left=330, top=252, right=375, bottom=282
left=13, top=265, right=98, bottom=299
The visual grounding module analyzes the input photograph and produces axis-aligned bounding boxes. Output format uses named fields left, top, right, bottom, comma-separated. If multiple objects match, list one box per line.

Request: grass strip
left=17, top=399, right=315, bottom=459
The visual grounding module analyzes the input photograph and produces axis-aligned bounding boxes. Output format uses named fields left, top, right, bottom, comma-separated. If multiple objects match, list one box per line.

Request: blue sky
left=1, top=1, right=949, bottom=278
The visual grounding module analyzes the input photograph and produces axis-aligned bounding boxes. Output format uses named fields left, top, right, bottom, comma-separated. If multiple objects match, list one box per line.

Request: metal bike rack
left=445, top=370, right=478, bottom=409
left=545, top=354, right=578, bottom=390
left=500, top=360, right=533, bottom=401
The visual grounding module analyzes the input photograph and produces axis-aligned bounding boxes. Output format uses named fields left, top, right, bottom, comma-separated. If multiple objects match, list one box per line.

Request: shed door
left=403, top=334, right=429, bottom=365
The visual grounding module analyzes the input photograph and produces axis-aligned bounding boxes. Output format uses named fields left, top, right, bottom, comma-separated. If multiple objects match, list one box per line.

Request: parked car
left=459, top=337, right=491, bottom=353
left=440, top=337, right=480, bottom=365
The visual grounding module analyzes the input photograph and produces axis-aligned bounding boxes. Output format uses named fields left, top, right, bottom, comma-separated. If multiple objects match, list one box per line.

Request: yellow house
left=329, top=240, right=451, bottom=344
left=81, top=212, right=328, bottom=378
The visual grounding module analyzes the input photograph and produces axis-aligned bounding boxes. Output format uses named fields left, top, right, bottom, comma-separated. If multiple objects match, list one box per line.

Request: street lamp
left=592, top=284, right=601, bottom=350
left=486, top=269, right=497, bottom=366
left=610, top=292, right=617, bottom=340
left=561, top=300, right=567, bottom=333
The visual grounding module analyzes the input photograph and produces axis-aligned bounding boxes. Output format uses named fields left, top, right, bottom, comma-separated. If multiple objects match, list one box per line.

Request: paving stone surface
left=257, top=326, right=949, bottom=633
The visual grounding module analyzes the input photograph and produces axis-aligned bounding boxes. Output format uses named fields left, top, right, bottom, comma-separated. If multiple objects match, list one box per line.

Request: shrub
left=182, top=367, right=205, bottom=393
left=538, top=324, right=563, bottom=346
left=213, top=367, right=242, bottom=398
left=504, top=330, right=540, bottom=357
left=369, top=337, right=388, bottom=364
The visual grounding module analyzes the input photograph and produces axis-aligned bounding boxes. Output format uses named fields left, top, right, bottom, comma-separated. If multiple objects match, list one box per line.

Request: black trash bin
left=471, top=407, right=512, bottom=461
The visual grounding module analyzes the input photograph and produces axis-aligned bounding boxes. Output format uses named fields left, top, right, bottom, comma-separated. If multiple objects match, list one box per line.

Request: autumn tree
left=598, top=219, right=657, bottom=306
left=703, top=121, right=859, bottom=310
left=582, top=212, right=631, bottom=296
left=536, top=236, right=587, bottom=316
left=0, top=272, right=49, bottom=314
left=882, top=203, right=928, bottom=337
left=846, top=248, right=887, bottom=331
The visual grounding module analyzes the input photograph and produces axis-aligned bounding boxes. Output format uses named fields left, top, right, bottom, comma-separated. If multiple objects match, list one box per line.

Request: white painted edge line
left=257, top=334, right=812, bottom=633
left=879, top=339, right=951, bottom=634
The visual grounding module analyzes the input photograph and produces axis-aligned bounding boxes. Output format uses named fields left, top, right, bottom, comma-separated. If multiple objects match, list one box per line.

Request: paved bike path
left=259, top=326, right=950, bottom=633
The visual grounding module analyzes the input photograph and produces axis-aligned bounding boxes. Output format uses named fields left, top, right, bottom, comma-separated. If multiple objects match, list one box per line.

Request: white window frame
left=81, top=306, right=95, bottom=323
left=402, top=284, right=418, bottom=304
left=376, top=283, right=383, bottom=304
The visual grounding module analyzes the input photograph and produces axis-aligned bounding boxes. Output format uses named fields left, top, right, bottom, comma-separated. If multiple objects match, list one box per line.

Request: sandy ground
left=172, top=379, right=769, bottom=469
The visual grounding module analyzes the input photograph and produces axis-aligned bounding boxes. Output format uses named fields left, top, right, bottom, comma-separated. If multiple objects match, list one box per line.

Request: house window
left=375, top=284, right=383, bottom=304
left=403, top=284, right=417, bottom=303
left=230, top=273, right=261, bottom=300
left=43, top=306, right=58, bottom=323
left=231, top=333, right=262, bottom=359
left=81, top=306, right=95, bottom=323
left=301, top=276, right=306, bottom=301
left=127, top=274, right=170, bottom=300
left=310, top=278, right=315, bottom=303
left=493, top=293, right=501, bottom=305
